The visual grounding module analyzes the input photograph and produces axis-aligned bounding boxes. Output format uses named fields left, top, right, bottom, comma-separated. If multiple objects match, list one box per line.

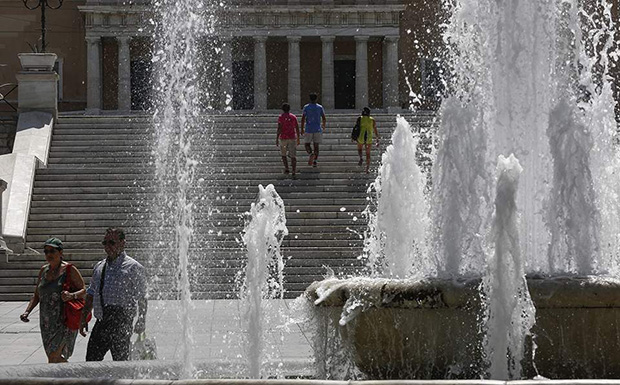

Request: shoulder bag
left=351, top=117, right=361, bottom=141
left=62, top=263, right=92, bottom=330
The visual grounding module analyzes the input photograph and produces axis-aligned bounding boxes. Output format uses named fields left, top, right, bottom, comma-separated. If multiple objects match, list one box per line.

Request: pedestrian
left=356, top=107, right=380, bottom=174
left=276, top=103, right=300, bottom=176
left=20, top=238, right=87, bottom=363
left=301, top=93, right=326, bottom=168
left=80, top=227, right=147, bottom=361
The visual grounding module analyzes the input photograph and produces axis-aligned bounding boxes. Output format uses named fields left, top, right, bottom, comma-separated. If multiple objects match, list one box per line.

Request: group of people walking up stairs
left=276, top=93, right=380, bottom=176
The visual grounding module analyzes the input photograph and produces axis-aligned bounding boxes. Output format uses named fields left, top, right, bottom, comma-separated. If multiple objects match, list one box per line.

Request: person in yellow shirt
left=356, top=107, right=380, bottom=173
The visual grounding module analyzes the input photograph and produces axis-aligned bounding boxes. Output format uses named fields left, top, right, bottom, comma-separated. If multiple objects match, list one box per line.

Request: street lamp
left=22, top=0, right=64, bottom=53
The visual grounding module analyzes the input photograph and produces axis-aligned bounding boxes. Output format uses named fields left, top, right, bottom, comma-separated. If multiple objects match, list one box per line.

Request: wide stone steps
left=45, top=157, right=383, bottom=165
left=51, top=114, right=433, bottom=126
left=33, top=177, right=372, bottom=188
left=46, top=145, right=388, bottom=154
left=0, top=111, right=434, bottom=300
left=47, top=137, right=406, bottom=146
left=29, top=204, right=366, bottom=213
left=24, top=230, right=360, bottom=243
left=23, top=224, right=361, bottom=233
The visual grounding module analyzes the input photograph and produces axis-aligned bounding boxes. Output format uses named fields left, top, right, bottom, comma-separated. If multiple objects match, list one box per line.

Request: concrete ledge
left=307, top=276, right=620, bottom=308
left=2, top=380, right=620, bottom=385
left=0, top=112, right=53, bottom=252
left=15, top=71, right=59, bottom=119
left=14, top=111, right=54, bottom=165
left=0, top=359, right=312, bottom=382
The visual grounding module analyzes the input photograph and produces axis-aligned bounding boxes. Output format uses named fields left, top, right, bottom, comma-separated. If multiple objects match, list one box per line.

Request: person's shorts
left=280, top=139, right=297, bottom=157
left=304, top=132, right=322, bottom=144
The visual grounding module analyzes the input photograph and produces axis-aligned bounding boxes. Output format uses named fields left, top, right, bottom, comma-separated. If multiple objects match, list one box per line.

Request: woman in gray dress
left=20, top=238, right=87, bottom=363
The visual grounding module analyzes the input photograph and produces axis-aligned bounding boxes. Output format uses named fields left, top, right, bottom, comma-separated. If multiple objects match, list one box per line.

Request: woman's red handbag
left=62, top=263, right=92, bottom=330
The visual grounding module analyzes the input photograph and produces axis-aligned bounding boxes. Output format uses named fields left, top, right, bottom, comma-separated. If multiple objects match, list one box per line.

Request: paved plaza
left=0, top=299, right=313, bottom=366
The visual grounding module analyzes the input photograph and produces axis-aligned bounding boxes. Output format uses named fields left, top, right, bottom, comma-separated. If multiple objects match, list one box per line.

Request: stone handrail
left=0, top=111, right=54, bottom=253
left=306, top=275, right=620, bottom=309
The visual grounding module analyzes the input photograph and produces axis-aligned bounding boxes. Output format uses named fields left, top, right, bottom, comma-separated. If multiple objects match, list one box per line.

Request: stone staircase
left=0, top=111, right=437, bottom=300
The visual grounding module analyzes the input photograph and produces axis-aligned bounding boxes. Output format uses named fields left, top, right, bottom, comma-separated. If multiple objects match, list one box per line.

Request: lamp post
left=22, top=0, right=64, bottom=53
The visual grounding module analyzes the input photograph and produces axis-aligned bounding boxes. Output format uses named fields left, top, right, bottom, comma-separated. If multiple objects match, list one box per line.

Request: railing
left=0, top=83, right=17, bottom=113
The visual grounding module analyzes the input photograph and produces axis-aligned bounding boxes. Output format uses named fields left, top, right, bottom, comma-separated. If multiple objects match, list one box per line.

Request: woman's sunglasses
left=101, top=240, right=117, bottom=246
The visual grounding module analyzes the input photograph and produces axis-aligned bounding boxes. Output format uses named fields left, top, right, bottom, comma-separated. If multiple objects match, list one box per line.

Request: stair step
left=0, top=112, right=436, bottom=300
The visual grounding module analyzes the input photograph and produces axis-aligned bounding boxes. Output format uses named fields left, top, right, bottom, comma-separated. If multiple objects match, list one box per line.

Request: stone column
left=220, top=36, right=233, bottom=110
left=86, top=36, right=102, bottom=114
left=383, top=36, right=400, bottom=110
left=117, top=36, right=132, bottom=112
left=355, top=36, right=369, bottom=110
left=253, top=36, right=267, bottom=110
left=0, top=179, right=10, bottom=253
left=287, top=36, right=301, bottom=110
left=321, top=35, right=335, bottom=110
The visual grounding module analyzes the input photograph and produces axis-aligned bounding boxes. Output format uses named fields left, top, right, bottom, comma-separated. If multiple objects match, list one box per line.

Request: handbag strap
left=62, top=263, right=73, bottom=292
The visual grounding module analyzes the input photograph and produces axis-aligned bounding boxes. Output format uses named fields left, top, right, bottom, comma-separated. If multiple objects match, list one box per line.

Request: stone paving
left=0, top=299, right=313, bottom=366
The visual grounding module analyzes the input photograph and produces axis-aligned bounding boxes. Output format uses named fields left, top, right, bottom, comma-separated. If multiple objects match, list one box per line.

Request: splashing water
left=431, top=98, right=491, bottom=278
left=240, top=184, right=288, bottom=378
left=547, top=99, right=601, bottom=275
left=482, top=154, right=536, bottom=380
left=150, top=0, right=217, bottom=378
left=442, top=0, right=620, bottom=277
left=440, top=0, right=619, bottom=377
left=363, top=116, right=431, bottom=279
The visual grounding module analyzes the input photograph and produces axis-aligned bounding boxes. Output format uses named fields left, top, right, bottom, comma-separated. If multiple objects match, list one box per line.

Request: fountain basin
left=305, top=276, right=620, bottom=379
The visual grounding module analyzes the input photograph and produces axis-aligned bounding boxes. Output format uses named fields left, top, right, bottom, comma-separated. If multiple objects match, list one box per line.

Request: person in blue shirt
left=301, top=93, right=327, bottom=167
left=80, top=227, right=147, bottom=361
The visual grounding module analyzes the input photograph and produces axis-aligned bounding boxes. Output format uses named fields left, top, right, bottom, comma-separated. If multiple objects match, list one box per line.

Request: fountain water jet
left=482, top=154, right=535, bottom=379
left=240, top=184, right=288, bottom=378
left=305, top=0, right=620, bottom=380
left=364, top=116, right=430, bottom=279
left=148, top=0, right=216, bottom=378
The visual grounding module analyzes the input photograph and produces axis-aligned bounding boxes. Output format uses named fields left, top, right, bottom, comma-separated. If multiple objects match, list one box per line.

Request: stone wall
left=0, top=118, right=17, bottom=156
left=0, top=1, right=87, bottom=111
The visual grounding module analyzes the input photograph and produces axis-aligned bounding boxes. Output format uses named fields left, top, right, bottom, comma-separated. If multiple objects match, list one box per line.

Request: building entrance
left=233, top=60, right=254, bottom=110
left=334, top=60, right=355, bottom=109
left=131, top=59, right=152, bottom=111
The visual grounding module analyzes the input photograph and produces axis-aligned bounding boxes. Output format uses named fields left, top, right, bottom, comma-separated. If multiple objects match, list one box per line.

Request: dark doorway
left=131, top=59, right=152, bottom=111
left=233, top=60, right=254, bottom=110
left=334, top=60, right=355, bottom=109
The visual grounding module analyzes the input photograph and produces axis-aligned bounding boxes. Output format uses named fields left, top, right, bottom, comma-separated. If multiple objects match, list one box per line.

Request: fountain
left=2, top=0, right=620, bottom=381
left=305, top=0, right=620, bottom=380
left=240, top=184, right=288, bottom=378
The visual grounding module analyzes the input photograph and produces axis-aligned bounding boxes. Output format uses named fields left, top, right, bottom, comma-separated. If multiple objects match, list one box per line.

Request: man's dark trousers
left=86, top=306, right=134, bottom=361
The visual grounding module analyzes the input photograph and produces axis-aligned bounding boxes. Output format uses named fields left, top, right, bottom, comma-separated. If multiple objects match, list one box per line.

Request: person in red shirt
left=276, top=103, right=301, bottom=177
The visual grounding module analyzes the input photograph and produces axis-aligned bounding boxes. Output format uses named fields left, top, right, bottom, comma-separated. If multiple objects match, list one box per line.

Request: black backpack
left=351, top=117, right=361, bottom=141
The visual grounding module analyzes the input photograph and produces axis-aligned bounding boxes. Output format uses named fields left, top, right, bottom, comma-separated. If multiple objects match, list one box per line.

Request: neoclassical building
left=2, top=1, right=619, bottom=114
left=78, top=0, right=440, bottom=113
left=0, top=0, right=451, bottom=113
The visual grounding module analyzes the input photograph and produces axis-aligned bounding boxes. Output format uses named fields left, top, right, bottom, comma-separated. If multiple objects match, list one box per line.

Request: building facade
left=1, top=0, right=448, bottom=113
left=4, top=0, right=615, bottom=114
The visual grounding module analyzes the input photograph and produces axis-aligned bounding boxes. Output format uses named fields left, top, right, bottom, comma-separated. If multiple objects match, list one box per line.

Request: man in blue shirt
left=80, top=227, right=147, bottom=361
left=301, top=93, right=327, bottom=167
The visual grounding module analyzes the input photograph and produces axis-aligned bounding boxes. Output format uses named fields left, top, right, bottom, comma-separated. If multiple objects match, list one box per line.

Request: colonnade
left=85, top=34, right=400, bottom=112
